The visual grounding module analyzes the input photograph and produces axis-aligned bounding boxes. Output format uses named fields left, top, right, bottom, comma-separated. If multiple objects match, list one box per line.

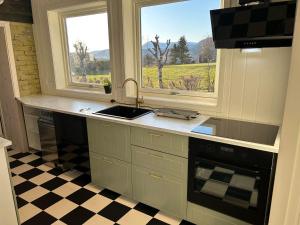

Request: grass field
left=72, top=63, right=216, bottom=91
left=142, top=63, right=216, bottom=91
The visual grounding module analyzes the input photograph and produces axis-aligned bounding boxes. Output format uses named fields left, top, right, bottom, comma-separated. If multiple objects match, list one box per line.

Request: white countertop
left=18, top=95, right=280, bottom=153
left=0, top=137, right=12, bottom=149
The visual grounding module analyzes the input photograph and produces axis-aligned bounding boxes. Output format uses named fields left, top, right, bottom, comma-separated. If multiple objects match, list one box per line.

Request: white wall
left=269, top=1, right=300, bottom=224
left=215, top=48, right=291, bottom=125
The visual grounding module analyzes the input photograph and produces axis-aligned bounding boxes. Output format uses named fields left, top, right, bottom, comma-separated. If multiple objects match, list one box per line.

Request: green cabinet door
left=90, top=152, right=132, bottom=197
left=132, top=165, right=187, bottom=219
left=87, top=119, right=131, bottom=162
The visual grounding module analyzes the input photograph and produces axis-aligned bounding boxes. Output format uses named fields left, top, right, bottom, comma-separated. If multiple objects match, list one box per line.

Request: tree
left=170, top=44, right=179, bottom=64
left=73, top=41, right=89, bottom=81
left=199, top=37, right=216, bottom=92
left=178, top=36, right=192, bottom=64
left=147, top=35, right=171, bottom=89
left=143, top=53, right=155, bottom=67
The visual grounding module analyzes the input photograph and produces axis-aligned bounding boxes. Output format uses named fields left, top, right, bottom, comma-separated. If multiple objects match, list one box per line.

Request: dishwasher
left=38, top=112, right=62, bottom=168
left=38, top=111, right=90, bottom=173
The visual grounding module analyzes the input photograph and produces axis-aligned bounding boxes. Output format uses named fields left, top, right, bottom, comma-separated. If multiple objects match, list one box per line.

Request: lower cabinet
left=132, top=165, right=187, bottom=219
left=90, top=152, right=132, bottom=197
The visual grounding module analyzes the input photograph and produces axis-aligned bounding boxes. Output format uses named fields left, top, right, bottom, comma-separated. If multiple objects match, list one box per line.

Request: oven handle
left=194, top=157, right=262, bottom=175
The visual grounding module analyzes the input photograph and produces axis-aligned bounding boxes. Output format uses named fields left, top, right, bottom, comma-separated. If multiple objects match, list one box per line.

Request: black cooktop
left=192, top=118, right=279, bottom=146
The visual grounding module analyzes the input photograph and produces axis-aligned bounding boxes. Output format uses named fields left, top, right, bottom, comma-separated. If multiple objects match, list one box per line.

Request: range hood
left=210, top=1, right=296, bottom=49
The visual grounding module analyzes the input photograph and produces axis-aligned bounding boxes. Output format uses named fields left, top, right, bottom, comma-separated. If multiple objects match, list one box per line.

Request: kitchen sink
left=93, top=105, right=152, bottom=120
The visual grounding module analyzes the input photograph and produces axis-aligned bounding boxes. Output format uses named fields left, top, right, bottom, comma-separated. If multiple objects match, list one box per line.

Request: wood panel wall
left=0, top=0, right=32, bottom=23
left=213, top=47, right=291, bottom=125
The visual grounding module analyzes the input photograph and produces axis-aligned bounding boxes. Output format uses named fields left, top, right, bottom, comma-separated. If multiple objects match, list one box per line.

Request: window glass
left=140, top=0, right=219, bottom=94
left=65, top=12, right=111, bottom=86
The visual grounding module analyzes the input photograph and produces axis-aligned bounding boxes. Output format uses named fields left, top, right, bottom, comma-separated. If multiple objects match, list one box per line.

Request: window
left=64, top=11, right=111, bottom=88
left=138, top=0, right=220, bottom=97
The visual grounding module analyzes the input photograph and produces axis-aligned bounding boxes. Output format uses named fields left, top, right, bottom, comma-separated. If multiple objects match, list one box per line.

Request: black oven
left=188, top=138, right=277, bottom=225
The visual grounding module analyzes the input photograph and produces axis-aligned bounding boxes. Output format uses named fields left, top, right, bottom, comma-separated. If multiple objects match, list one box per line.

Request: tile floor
left=8, top=149, right=195, bottom=225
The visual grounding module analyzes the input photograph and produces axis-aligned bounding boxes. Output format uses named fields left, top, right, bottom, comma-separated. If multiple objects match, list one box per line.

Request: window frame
left=59, top=6, right=111, bottom=91
left=133, top=0, right=221, bottom=99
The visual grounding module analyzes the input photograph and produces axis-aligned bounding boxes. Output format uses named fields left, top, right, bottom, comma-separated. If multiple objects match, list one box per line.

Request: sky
left=141, top=0, right=220, bottom=45
left=66, top=13, right=109, bottom=52
left=66, top=0, right=220, bottom=52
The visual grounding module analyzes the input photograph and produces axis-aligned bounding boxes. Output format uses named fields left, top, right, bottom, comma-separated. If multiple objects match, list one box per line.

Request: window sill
left=54, top=86, right=113, bottom=102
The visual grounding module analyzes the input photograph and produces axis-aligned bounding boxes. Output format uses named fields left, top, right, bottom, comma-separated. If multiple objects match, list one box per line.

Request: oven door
left=188, top=156, right=271, bottom=225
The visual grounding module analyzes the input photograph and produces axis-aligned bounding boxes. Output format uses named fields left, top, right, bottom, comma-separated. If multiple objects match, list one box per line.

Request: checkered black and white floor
left=8, top=149, right=195, bottom=225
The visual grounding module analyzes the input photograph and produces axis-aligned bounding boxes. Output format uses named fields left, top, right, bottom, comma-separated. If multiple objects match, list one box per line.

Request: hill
left=70, top=37, right=216, bottom=63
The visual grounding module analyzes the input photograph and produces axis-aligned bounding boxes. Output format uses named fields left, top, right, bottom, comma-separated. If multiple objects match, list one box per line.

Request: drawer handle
left=149, top=133, right=163, bottom=138
left=149, top=173, right=163, bottom=179
left=149, top=153, right=164, bottom=159
left=102, top=157, right=113, bottom=164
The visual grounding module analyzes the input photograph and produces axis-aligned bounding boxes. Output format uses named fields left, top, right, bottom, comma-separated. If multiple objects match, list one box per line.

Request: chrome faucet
left=122, top=78, right=144, bottom=108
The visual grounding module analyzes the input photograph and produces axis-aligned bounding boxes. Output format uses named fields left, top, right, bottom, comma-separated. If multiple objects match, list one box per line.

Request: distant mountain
left=142, top=41, right=200, bottom=61
left=90, top=50, right=110, bottom=61
left=75, top=37, right=215, bottom=63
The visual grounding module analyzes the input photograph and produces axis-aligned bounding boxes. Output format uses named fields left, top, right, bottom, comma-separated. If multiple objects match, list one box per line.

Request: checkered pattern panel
left=194, top=163, right=260, bottom=209
left=211, top=1, right=296, bottom=40
left=8, top=149, right=194, bottom=225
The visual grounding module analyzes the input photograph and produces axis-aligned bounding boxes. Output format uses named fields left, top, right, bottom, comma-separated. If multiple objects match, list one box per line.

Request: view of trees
left=69, top=35, right=216, bottom=92
left=147, top=35, right=171, bottom=89
left=142, top=35, right=217, bottom=92
left=69, top=41, right=111, bottom=85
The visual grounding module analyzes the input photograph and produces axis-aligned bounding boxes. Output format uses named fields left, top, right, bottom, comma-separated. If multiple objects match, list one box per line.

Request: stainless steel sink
left=93, top=105, right=152, bottom=120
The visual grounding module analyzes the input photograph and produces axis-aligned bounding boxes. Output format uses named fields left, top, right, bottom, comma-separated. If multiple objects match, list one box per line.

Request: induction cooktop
left=192, top=118, right=279, bottom=146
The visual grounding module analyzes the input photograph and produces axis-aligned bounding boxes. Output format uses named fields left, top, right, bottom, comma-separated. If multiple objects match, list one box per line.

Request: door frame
left=0, top=21, right=28, bottom=152
left=0, top=21, right=20, bottom=98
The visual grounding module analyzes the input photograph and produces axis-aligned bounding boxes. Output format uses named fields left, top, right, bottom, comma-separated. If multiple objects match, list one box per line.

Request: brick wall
left=10, top=22, right=41, bottom=96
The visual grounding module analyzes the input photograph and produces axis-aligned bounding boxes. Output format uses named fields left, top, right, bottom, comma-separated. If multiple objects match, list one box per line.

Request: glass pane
left=194, top=160, right=260, bottom=209
left=66, top=13, right=111, bottom=86
left=141, top=0, right=219, bottom=93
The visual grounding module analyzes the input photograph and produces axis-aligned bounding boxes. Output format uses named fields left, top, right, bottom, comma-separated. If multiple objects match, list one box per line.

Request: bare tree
left=74, top=41, right=89, bottom=82
left=148, top=35, right=171, bottom=89
left=200, top=37, right=215, bottom=92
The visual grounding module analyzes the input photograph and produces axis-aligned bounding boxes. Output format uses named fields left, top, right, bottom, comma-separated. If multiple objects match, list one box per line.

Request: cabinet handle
left=149, top=173, right=163, bottom=179
left=149, top=133, right=163, bottom=138
left=149, top=153, right=164, bottom=159
left=102, top=157, right=113, bottom=164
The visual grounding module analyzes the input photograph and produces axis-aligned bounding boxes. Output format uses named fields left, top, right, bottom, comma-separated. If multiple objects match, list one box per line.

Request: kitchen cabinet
left=131, top=127, right=188, bottom=158
left=90, top=152, right=132, bottom=197
left=132, top=165, right=187, bottom=218
left=87, top=119, right=131, bottom=162
left=87, top=120, right=188, bottom=219
left=132, top=145, right=187, bottom=179
left=23, top=107, right=41, bottom=150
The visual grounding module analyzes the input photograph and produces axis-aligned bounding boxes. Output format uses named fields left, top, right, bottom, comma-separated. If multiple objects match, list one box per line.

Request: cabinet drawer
left=87, top=119, right=131, bottom=162
left=187, top=202, right=251, bottom=225
left=131, top=127, right=188, bottom=158
left=132, top=146, right=187, bottom=180
left=132, top=165, right=187, bottom=218
left=90, top=152, right=132, bottom=197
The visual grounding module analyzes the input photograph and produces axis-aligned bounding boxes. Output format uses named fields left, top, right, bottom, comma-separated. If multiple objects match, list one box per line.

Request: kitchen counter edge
left=18, top=95, right=280, bottom=154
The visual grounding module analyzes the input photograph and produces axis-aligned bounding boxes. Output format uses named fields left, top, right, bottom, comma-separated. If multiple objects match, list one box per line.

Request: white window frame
left=133, top=0, right=221, bottom=101
left=58, top=6, right=110, bottom=91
